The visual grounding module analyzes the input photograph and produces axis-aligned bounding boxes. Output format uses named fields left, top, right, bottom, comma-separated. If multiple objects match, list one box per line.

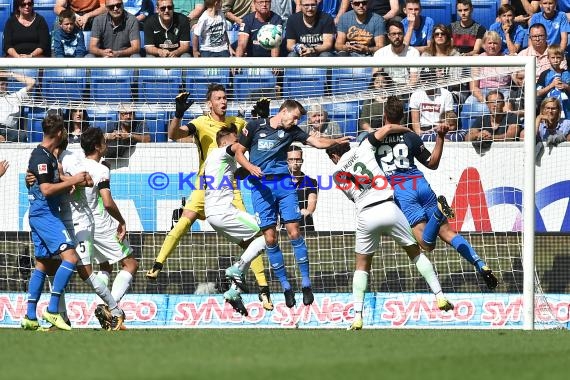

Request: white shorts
left=206, top=208, right=260, bottom=244
left=92, top=226, right=133, bottom=265
left=65, top=220, right=95, bottom=266
left=356, top=201, right=416, bottom=255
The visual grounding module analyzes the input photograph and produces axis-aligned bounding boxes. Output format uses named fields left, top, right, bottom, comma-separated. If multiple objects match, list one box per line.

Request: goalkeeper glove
left=175, top=92, right=194, bottom=119
left=251, top=98, right=270, bottom=118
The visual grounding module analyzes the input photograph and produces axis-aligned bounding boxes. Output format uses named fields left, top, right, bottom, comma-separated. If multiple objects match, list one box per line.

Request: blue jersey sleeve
left=291, top=125, right=310, bottom=144
left=238, top=120, right=259, bottom=149
left=405, top=132, right=431, bottom=166
left=28, top=149, right=56, bottom=185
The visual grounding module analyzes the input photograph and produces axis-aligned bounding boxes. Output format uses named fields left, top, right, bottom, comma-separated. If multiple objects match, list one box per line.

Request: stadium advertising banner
left=1, top=292, right=568, bottom=328
left=0, top=142, right=568, bottom=233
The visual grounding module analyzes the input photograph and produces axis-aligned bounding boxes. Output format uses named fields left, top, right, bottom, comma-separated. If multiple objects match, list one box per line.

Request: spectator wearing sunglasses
left=144, top=0, right=191, bottom=57
left=88, top=0, right=141, bottom=57
left=4, top=0, right=51, bottom=57
left=335, top=0, right=385, bottom=56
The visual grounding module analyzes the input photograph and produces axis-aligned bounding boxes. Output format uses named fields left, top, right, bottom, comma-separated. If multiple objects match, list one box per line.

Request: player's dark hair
left=204, top=0, right=217, bottom=8
left=485, top=89, right=504, bottom=102
left=216, top=123, right=238, bottom=145
left=383, top=96, right=404, bottom=123
left=81, top=127, right=105, bottom=155
left=287, top=145, right=303, bottom=153
left=279, top=99, right=307, bottom=115
left=325, top=142, right=351, bottom=159
left=57, top=130, right=69, bottom=151
left=42, top=114, right=65, bottom=137
left=206, top=83, right=226, bottom=101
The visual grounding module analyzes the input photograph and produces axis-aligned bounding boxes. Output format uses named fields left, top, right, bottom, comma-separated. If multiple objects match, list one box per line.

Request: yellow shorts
left=185, top=189, right=246, bottom=220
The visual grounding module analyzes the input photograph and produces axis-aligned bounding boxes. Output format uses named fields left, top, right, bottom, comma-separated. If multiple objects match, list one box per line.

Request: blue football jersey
left=27, top=146, right=61, bottom=217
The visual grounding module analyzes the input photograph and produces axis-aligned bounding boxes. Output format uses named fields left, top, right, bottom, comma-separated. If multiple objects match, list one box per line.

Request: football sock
left=93, top=271, right=110, bottom=304
left=156, top=216, right=191, bottom=264
left=48, top=261, right=75, bottom=313
left=352, top=270, right=368, bottom=314
left=85, top=272, right=118, bottom=311
left=266, top=244, right=291, bottom=291
left=451, top=235, right=485, bottom=271
left=422, top=209, right=446, bottom=246
left=291, top=237, right=311, bottom=288
left=242, top=236, right=267, bottom=285
left=412, top=253, right=442, bottom=295
left=26, top=269, right=46, bottom=320
left=111, top=270, right=133, bottom=303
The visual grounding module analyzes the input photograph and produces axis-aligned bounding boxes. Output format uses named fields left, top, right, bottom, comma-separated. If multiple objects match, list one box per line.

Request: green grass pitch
left=1, top=329, right=569, bottom=380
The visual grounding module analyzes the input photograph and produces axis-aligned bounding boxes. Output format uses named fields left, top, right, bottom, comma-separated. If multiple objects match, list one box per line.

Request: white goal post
left=0, top=55, right=557, bottom=330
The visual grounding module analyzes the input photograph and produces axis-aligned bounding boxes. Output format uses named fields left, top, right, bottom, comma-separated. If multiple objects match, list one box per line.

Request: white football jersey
left=204, top=146, right=237, bottom=216
left=59, top=150, right=94, bottom=229
left=332, top=139, right=394, bottom=214
left=83, top=158, right=115, bottom=231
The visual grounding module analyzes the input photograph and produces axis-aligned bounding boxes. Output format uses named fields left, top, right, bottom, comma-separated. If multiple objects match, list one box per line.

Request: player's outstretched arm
left=374, top=123, right=411, bottom=141
left=0, top=160, right=8, bottom=178
left=305, top=135, right=353, bottom=148
left=169, top=92, right=194, bottom=140
left=424, top=123, right=449, bottom=170
left=234, top=143, right=263, bottom=177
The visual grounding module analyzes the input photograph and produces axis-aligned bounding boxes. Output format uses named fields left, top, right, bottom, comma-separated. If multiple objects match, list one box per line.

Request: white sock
left=352, top=270, right=368, bottom=316
left=85, top=273, right=118, bottom=310
left=412, top=253, right=443, bottom=295
left=111, top=270, right=133, bottom=303
left=93, top=271, right=110, bottom=304
left=239, top=236, right=266, bottom=271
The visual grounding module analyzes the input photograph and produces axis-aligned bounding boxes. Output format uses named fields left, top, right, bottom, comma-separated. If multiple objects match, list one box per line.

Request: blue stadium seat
left=323, top=101, right=359, bottom=137
left=283, top=68, right=327, bottom=99
left=34, top=0, right=58, bottom=32
left=42, top=68, right=87, bottom=102
left=90, top=68, right=135, bottom=103
left=232, top=68, right=277, bottom=100
left=138, top=68, right=183, bottom=104
left=422, top=0, right=452, bottom=26
left=90, top=110, right=118, bottom=130
left=330, top=67, right=373, bottom=95
left=83, top=30, right=91, bottom=49
left=141, top=111, right=169, bottom=142
left=0, top=2, right=10, bottom=54
left=185, top=67, right=231, bottom=101
left=25, top=107, right=48, bottom=143
left=7, top=68, right=40, bottom=95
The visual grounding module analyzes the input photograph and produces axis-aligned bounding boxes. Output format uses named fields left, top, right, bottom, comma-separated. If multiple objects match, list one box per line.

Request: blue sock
left=266, top=244, right=291, bottom=291
left=422, top=209, right=445, bottom=246
left=26, top=269, right=46, bottom=320
left=48, top=261, right=75, bottom=313
left=451, top=235, right=485, bottom=272
left=291, top=237, right=311, bottom=288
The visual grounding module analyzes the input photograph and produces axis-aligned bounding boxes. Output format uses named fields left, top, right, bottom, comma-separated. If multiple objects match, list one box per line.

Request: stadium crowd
left=1, top=0, right=570, bottom=147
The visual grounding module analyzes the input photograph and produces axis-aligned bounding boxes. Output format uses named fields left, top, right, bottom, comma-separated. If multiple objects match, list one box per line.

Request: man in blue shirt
left=23, top=114, right=92, bottom=331
left=370, top=96, right=499, bottom=290
left=235, top=99, right=351, bottom=307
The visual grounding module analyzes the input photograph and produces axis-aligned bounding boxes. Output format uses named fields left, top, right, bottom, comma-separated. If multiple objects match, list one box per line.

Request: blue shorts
left=249, top=176, right=301, bottom=229
left=393, top=176, right=438, bottom=227
left=30, top=213, right=75, bottom=259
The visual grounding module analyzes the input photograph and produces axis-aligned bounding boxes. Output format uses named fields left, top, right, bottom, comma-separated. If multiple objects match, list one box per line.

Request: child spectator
left=489, top=4, right=526, bottom=55
left=193, top=0, right=233, bottom=57
left=421, top=111, right=467, bottom=142
left=52, top=9, right=87, bottom=57
left=529, top=0, right=570, bottom=52
left=536, top=44, right=570, bottom=118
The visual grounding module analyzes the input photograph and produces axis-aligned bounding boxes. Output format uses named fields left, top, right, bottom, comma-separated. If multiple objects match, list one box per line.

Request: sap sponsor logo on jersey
left=258, top=139, right=276, bottom=150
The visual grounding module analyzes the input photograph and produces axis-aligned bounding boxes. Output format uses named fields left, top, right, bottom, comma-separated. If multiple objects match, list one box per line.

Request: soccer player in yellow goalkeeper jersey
left=146, top=84, right=274, bottom=310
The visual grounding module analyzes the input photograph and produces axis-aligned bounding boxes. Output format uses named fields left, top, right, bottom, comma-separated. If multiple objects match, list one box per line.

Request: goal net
left=0, top=57, right=566, bottom=329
